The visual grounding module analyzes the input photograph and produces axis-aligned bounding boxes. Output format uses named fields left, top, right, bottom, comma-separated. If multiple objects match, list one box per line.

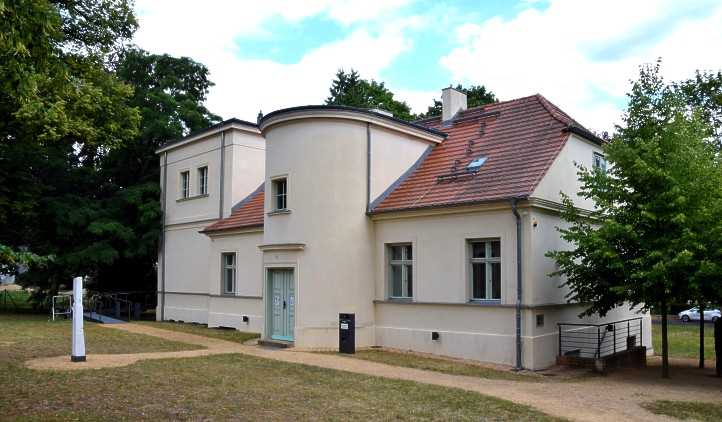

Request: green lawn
left=138, top=320, right=260, bottom=344
left=335, top=349, right=548, bottom=382
left=643, top=400, right=722, bottom=421
left=0, top=313, right=564, bottom=421
left=652, top=323, right=716, bottom=360
left=0, top=313, right=204, bottom=361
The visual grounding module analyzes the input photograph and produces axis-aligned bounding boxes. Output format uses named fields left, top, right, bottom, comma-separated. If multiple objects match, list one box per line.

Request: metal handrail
left=558, top=317, right=643, bottom=360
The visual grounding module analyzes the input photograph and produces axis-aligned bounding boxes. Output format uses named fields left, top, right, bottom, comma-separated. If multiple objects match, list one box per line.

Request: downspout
left=511, top=198, right=523, bottom=370
left=366, top=123, right=371, bottom=211
left=160, top=152, right=168, bottom=321
left=219, top=130, right=226, bottom=218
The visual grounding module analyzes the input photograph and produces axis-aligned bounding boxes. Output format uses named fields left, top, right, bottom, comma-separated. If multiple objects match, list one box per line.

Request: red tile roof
left=370, top=94, right=597, bottom=213
left=202, top=94, right=597, bottom=233
left=202, top=185, right=264, bottom=233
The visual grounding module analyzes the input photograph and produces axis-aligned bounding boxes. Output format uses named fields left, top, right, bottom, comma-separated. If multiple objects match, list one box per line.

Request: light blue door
left=269, top=269, right=294, bottom=341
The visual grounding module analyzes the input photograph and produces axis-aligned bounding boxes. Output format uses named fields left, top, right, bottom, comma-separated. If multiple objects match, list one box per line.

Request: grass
left=642, top=400, right=722, bottom=421
left=335, top=349, right=548, bottom=382
left=652, top=323, right=716, bottom=360
left=0, top=313, right=204, bottom=362
left=138, top=320, right=260, bottom=344
left=0, top=313, right=564, bottom=421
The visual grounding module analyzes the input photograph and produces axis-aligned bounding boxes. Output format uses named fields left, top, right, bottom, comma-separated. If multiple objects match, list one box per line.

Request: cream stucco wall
left=370, top=202, right=650, bottom=369
left=532, top=134, right=603, bottom=210
left=369, top=125, right=431, bottom=204
left=261, top=118, right=376, bottom=348
left=158, top=113, right=650, bottom=370
left=373, top=207, right=522, bottom=304
left=158, top=125, right=265, bottom=324
left=227, top=130, right=266, bottom=216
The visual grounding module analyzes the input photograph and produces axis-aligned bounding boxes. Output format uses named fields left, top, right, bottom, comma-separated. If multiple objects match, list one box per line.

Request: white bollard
left=71, top=276, right=86, bottom=362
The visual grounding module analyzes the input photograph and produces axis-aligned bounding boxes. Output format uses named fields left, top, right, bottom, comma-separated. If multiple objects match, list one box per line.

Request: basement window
left=467, top=155, right=488, bottom=171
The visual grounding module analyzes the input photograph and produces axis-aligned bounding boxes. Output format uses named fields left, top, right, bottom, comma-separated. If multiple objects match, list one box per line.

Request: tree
left=675, top=71, right=722, bottom=150
left=326, top=69, right=414, bottom=120
left=547, top=62, right=722, bottom=378
left=417, top=84, right=497, bottom=119
left=89, top=49, right=221, bottom=291
left=0, top=0, right=140, bottom=304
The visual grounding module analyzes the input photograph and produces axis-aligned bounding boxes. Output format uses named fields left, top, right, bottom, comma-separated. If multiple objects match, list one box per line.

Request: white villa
left=156, top=88, right=651, bottom=370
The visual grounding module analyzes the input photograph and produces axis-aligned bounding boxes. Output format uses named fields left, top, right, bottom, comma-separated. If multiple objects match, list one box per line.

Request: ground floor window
left=388, top=244, right=412, bottom=299
left=221, top=252, right=236, bottom=295
left=469, top=239, right=501, bottom=301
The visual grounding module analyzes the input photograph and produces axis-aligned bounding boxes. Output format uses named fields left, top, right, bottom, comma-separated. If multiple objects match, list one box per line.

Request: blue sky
left=134, top=0, right=722, bottom=131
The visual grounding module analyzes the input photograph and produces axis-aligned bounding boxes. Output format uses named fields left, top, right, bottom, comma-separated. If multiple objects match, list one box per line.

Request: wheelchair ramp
left=83, top=311, right=126, bottom=324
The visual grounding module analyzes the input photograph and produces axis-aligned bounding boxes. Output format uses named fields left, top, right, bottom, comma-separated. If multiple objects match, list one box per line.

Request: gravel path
left=26, top=323, right=722, bottom=421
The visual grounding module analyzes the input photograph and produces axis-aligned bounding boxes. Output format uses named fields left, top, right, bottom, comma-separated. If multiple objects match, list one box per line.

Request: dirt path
left=26, top=323, right=722, bottom=422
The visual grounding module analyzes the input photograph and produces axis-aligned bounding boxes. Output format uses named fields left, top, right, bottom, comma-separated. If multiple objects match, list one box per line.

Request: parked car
left=678, top=307, right=720, bottom=322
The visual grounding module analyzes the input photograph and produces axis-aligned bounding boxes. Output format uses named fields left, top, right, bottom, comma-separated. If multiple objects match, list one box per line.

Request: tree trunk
left=661, top=295, right=669, bottom=378
left=699, top=302, right=705, bottom=369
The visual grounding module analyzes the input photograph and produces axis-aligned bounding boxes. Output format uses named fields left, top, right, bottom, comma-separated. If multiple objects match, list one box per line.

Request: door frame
left=264, top=266, right=296, bottom=342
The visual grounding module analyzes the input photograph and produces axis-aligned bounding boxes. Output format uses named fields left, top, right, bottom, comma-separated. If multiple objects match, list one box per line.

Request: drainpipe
left=366, top=123, right=371, bottom=212
left=160, top=152, right=168, bottom=321
left=511, top=198, right=523, bottom=370
left=219, top=130, right=226, bottom=218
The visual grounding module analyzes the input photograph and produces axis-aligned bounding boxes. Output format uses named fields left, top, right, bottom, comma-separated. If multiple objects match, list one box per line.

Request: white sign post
left=71, top=276, right=86, bottom=362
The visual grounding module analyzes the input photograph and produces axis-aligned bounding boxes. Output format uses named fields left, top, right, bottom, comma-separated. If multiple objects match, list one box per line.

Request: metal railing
left=85, top=293, right=138, bottom=321
left=558, top=317, right=643, bottom=360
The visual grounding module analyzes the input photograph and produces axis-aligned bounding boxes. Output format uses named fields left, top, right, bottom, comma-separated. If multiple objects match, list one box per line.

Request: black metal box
left=339, top=313, right=355, bottom=354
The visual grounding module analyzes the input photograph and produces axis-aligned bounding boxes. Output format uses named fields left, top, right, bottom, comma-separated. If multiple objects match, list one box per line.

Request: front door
left=269, top=269, right=295, bottom=342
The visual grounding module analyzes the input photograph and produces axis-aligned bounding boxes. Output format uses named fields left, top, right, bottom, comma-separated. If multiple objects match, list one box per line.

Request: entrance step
left=258, top=339, right=293, bottom=349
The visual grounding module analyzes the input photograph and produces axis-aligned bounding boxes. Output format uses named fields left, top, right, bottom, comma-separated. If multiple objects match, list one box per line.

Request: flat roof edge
left=259, top=105, right=447, bottom=142
left=156, top=118, right=260, bottom=154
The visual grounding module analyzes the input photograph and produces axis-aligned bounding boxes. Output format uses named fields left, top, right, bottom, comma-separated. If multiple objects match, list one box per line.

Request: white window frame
left=197, top=166, right=208, bottom=196
left=180, top=170, right=190, bottom=199
left=221, top=252, right=236, bottom=295
left=271, top=177, right=288, bottom=211
left=388, top=243, right=413, bottom=300
left=469, top=239, right=501, bottom=301
left=593, top=152, right=607, bottom=172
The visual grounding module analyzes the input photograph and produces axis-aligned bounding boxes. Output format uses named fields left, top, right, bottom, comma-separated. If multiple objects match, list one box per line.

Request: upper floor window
left=180, top=171, right=190, bottom=199
left=469, top=239, right=501, bottom=301
left=272, top=177, right=287, bottom=211
left=389, top=244, right=413, bottom=299
left=593, top=152, right=607, bottom=172
left=198, top=166, right=208, bottom=196
left=221, top=252, right=236, bottom=295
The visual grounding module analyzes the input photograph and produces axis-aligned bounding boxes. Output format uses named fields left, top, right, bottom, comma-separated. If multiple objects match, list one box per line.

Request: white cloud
left=439, top=0, right=722, bottom=131
left=133, top=1, right=722, bottom=130
left=133, top=0, right=416, bottom=121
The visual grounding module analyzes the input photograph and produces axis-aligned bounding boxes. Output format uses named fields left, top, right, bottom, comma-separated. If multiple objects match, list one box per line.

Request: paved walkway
left=26, top=323, right=722, bottom=422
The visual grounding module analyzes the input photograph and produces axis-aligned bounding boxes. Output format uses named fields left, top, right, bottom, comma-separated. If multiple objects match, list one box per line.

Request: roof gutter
left=511, top=197, right=523, bottom=370
left=564, top=125, right=605, bottom=146
left=159, top=152, right=168, bottom=321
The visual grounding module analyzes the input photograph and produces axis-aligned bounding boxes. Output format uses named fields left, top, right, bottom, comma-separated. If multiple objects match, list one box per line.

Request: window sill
left=220, top=292, right=236, bottom=297
left=388, top=297, right=413, bottom=302
left=267, top=209, right=291, bottom=216
left=177, top=194, right=209, bottom=202
left=469, top=299, right=502, bottom=305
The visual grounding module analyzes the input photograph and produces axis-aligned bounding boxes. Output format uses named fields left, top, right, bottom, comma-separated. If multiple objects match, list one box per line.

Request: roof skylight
left=467, top=156, right=487, bottom=171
